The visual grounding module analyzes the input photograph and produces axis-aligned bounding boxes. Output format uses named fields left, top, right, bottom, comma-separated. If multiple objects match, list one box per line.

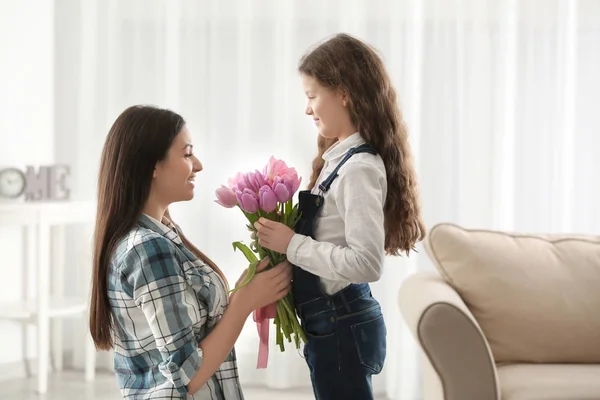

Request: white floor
left=2, top=371, right=388, bottom=399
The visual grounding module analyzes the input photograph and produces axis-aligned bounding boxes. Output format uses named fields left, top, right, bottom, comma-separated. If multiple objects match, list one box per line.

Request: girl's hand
left=254, top=218, right=295, bottom=254
left=247, top=225, right=258, bottom=250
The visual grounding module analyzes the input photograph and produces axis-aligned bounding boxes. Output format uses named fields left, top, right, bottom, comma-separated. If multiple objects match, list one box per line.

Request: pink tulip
left=285, top=172, right=301, bottom=195
left=263, top=156, right=302, bottom=195
left=227, top=172, right=245, bottom=189
left=236, top=188, right=259, bottom=214
left=236, top=180, right=248, bottom=191
left=272, top=176, right=295, bottom=202
left=258, top=185, right=278, bottom=212
left=214, top=185, right=237, bottom=208
left=263, top=156, right=291, bottom=182
left=272, top=181, right=291, bottom=203
left=272, top=174, right=301, bottom=202
left=243, top=171, right=268, bottom=193
left=291, top=171, right=302, bottom=193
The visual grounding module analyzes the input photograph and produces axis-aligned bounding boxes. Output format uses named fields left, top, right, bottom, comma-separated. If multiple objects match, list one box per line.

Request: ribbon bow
left=252, top=303, right=277, bottom=368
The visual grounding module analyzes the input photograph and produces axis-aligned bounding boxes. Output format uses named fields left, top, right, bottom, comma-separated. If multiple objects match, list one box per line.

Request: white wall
left=0, top=2, right=55, bottom=366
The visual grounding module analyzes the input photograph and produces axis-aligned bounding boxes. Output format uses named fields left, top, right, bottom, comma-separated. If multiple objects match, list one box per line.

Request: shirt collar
left=322, top=132, right=365, bottom=162
left=138, top=213, right=184, bottom=246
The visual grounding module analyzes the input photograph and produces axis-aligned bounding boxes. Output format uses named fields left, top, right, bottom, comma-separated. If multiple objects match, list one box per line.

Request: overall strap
left=318, top=143, right=377, bottom=193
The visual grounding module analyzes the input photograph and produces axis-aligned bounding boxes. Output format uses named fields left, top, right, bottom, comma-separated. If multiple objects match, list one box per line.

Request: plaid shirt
left=108, top=214, right=244, bottom=399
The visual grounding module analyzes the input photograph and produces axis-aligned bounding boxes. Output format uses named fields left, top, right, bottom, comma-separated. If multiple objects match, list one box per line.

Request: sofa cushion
left=424, top=223, right=600, bottom=363
left=498, top=363, right=600, bottom=400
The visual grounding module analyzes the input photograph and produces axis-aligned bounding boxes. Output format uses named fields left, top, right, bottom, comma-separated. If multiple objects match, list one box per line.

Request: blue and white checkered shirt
left=108, top=214, right=244, bottom=399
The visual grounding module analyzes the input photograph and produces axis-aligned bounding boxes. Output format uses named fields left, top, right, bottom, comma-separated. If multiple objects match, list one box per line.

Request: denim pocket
left=302, top=309, right=337, bottom=338
left=351, top=313, right=387, bottom=374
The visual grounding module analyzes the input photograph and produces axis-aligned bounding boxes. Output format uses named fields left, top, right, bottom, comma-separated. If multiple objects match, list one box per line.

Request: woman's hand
left=234, top=268, right=248, bottom=289
left=232, top=258, right=292, bottom=314
left=253, top=218, right=295, bottom=254
left=189, top=260, right=290, bottom=394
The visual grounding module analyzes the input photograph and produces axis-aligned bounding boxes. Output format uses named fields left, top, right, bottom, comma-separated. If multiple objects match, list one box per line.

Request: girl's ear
left=338, top=87, right=349, bottom=107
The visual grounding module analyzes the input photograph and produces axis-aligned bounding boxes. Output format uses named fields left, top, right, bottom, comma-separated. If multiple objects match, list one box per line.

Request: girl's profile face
left=302, top=74, right=353, bottom=141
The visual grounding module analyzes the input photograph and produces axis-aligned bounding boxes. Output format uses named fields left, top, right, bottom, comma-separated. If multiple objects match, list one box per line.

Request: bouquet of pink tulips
left=214, top=156, right=307, bottom=367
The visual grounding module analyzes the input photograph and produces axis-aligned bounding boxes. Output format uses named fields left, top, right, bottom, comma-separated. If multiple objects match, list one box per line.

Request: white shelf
left=0, top=296, right=87, bottom=321
left=0, top=201, right=96, bottom=225
left=0, top=200, right=97, bottom=393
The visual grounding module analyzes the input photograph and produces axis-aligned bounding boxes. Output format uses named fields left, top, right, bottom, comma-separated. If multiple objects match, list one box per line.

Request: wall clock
left=0, top=167, right=27, bottom=198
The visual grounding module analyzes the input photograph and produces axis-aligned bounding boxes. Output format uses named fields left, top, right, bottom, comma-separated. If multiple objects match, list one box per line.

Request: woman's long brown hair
left=90, top=105, right=227, bottom=350
left=300, top=34, right=426, bottom=255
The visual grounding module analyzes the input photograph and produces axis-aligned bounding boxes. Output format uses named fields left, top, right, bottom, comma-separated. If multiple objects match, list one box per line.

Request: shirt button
left=329, top=316, right=335, bottom=323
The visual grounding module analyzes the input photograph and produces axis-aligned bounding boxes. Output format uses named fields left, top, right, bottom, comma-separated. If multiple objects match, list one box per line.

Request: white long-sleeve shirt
left=286, top=132, right=387, bottom=294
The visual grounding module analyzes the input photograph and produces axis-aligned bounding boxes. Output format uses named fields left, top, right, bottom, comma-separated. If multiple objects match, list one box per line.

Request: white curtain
left=52, top=0, right=600, bottom=399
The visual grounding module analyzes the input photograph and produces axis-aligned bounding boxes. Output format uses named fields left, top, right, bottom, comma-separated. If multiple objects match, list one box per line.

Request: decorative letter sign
left=0, top=165, right=71, bottom=202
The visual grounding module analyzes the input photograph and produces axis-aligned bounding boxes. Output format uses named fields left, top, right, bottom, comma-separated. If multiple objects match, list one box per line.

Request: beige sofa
left=399, top=223, right=600, bottom=400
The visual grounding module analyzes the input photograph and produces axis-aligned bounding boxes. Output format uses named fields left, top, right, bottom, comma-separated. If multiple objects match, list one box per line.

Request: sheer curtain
left=53, top=0, right=600, bottom=399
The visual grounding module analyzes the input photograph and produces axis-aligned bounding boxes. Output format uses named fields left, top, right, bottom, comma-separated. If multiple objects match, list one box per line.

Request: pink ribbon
left=252, top=303, right=277, bottom=369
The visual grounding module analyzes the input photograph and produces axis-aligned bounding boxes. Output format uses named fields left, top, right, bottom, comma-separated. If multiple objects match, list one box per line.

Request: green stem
left=276, top=319, right=283, bottom=351
left=277, top=301, right=292, bottom=341
left=239, top=208, right=309, bottom=351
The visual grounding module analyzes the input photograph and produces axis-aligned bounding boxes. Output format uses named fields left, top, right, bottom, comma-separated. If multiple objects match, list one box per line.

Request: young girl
left=89, top=105, right=292, bottom=399
left=254, top=34, right=425, bottom=399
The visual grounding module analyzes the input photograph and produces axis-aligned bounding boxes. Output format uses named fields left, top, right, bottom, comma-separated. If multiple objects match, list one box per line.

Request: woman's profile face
left=151, top=126, right=203, bottom=205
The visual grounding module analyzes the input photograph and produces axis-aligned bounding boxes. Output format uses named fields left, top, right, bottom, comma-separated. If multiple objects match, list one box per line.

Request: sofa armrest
left=399, top=272, right=500, bottom=400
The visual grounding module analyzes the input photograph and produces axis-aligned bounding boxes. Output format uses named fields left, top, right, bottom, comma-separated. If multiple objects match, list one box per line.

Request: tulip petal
left=259, top=185, right=278, bottom=212
left=273, top=182, right=291, bottom=203
left=214, top=185, right=237, bottom=208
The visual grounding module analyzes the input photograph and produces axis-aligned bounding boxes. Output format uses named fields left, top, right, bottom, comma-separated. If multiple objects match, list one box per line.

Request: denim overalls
left=292, top=144, right=387, bottom=400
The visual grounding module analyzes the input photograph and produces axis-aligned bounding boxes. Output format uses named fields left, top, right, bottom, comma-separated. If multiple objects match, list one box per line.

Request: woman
left=89, top=105, right=292, bottom=399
